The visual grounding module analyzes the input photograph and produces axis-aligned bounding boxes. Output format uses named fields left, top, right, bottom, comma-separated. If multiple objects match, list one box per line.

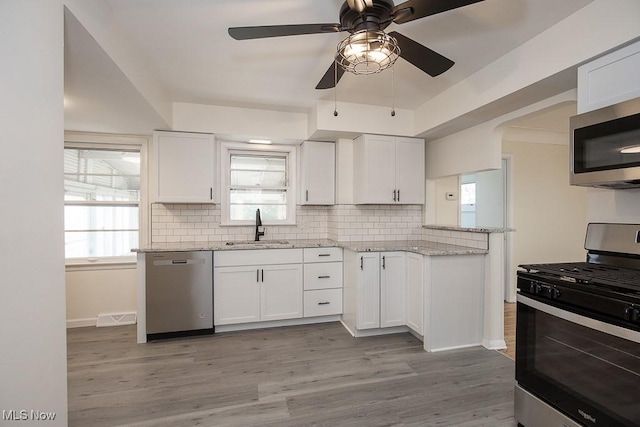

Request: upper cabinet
left=578, top=40, right=640, bottom=114
left=353, top=134, right=425, bottom=204
left=152, top=131, right=217, bottom=203
left=299, top=141, right=335, bottom=205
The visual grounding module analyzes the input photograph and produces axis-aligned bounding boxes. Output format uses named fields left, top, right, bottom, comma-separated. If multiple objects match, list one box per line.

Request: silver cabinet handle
left=318, top=301, right=330, bottom=305
left=318, top=275, right=330, bottom=279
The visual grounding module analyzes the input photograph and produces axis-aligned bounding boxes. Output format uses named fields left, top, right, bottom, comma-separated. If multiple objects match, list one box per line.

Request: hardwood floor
left=68, top=323, right=517, bottom=427
left=500, top=302, right=516, bottom=360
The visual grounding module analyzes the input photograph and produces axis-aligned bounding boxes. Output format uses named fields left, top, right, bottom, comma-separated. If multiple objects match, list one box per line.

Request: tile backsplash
left=150, top=203, right=490, bottom=248
left=151, top=203, right=424, bottom=244
left=151, top=204, right=329, bottom=243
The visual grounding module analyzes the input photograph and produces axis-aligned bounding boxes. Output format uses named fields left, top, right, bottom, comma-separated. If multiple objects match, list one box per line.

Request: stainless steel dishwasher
left=145, top=251, right=213, bottom=340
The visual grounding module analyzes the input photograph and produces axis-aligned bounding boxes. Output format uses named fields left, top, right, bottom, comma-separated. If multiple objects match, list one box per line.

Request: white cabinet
left=214, top=249, right=303, bottom=325
left=303, top=248, right=343, bottom=317
left=260, top=264, right=304, bottom=321
left=213, top=266, right=261, bottom=325
left=578, top=40, right=640, bottom=113
left=356, top=251, right=405, bottom=330
left=353, top=134, right=425, bottom=204
left=152, top=131, right=217, bottom=203
left=299, top=141, right=335, bottom=205
left=405, top=252, right=424, bottom=335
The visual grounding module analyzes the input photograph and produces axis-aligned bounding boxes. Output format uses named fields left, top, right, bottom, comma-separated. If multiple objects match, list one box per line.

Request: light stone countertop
left=133, top=239, right=486, bottom=256
left=423, top=225, right=515, bottom=233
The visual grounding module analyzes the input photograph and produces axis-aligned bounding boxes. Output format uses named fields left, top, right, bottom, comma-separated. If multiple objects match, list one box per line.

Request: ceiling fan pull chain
left=391, top=66, right=396, bottom=117
left=334, top=60, right=339, bottom=117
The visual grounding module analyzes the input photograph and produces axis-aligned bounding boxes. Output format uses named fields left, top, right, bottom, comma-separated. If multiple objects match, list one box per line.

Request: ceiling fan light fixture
left=336, top=30, right=400, bottom=75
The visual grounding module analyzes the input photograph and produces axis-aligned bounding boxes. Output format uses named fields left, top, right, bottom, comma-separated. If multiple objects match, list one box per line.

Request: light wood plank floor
left=500, top=302, right=516, bottom=360
left=68, top=323, right=517, bottom=427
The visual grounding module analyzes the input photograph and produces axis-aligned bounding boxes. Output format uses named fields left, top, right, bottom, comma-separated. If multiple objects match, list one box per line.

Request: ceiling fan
left=228, top=0, right=484, bottom=89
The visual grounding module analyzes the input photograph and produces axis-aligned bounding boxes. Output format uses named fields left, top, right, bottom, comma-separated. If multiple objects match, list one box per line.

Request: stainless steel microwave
left=570, top=96, right=640, bottom=189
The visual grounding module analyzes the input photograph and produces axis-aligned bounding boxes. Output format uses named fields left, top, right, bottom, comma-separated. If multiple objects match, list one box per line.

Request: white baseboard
left=482, top=338, right=507, bottom=350
left=214, top=315, right=341, bottom=333
left=67, top=318, right=96, bottom=328
left=428, top=342, right=483, bottom=353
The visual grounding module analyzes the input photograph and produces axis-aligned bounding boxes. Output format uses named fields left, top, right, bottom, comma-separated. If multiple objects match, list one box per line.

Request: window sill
left=65, top=257, right=137, bottom=271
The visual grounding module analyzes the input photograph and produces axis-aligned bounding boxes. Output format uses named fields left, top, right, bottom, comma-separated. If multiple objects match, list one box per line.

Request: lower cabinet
left=356, top=251, right=405, bottom=330
left=405, top=252, right=424, bottom=335
left=303, top=248, right=343, bottom=317
left=214, top=249, right=303, bottom=326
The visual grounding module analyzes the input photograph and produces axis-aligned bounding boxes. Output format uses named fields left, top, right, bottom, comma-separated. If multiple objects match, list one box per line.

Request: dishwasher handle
left=153, top=259, right=206, bottom=266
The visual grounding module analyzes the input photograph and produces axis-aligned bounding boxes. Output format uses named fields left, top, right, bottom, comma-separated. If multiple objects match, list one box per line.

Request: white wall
left=414, top=0, right=640, bottom=136
left=172, top=102, right=309, bottom=141
left=475, top=168, right=505, bottom=228
left=503, top=139, right=588, bottom=270
left=0, top=1, right=68, bottom=424
left=66, top=268, right=137, bottom=327
left=433, top=175, right=460, bottom=226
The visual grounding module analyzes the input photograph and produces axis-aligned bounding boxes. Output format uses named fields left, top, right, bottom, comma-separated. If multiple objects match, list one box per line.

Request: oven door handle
left=517, top=294, right=640, bottom=344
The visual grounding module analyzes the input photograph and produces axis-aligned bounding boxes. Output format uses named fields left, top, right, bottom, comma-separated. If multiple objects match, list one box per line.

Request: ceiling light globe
left=336, top=30, right=400, bottom=76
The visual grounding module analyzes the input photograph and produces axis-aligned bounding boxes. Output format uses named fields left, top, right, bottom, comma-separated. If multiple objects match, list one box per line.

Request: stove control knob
left=528, top=281, right=540, bottom=295
left=550, top=288, right=561, bottom=299
left=625, top=306, right=640, bottom=323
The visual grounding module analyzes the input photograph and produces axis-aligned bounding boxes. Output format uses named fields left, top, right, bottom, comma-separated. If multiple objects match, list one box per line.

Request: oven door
left=516, top=293, right=640, bottom=427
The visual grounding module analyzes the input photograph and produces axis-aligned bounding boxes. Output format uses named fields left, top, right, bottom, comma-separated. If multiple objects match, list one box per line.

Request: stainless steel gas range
left=515, top=223, right=640, bottom=427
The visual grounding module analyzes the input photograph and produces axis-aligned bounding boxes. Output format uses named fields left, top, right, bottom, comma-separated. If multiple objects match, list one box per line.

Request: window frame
left=220, top=142, right=297, bottom=226
left=64, top=132, right=148, bottom=266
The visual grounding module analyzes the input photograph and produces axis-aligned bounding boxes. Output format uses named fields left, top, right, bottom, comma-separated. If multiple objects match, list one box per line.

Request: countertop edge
left=133, top=239, right=487, bottom=256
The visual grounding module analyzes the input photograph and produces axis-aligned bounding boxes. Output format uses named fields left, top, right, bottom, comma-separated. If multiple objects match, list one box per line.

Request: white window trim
left=64, top=132, right=149, bottom=265
left=220, top=142, right=297, bottom=226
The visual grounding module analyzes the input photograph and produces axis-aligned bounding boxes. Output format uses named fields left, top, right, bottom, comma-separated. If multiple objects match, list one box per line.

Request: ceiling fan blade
left=316, top=61, right=346, bottom=90
left=229, top=23, right=342, bottom=40
left=347, top=0, right=374, bottom=13
left=389, top=31, right=454, bottom=77
left=392, top=0, right=484, bottom=25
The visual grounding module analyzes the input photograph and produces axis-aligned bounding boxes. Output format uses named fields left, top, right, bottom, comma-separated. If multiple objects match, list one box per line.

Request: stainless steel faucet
left=255, top=209, right=265, bottom=241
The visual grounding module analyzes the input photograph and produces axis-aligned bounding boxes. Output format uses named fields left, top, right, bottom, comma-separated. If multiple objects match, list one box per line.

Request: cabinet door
left=260, top=264, right=303, bottom=321
left=405, top=252, right=424, bottom=335
left=380, top=252, right=405, bottom=328
left=213, top=266, right=260, bottom=325
left=153, top=131, right=216, bottom=203
left=300, top=141, right=335, bottom=205
left=354, top=135, right=397, bottom=204
left=356, top=252, right=380, bottom=329
left=395, top=137, right=425, bottom=204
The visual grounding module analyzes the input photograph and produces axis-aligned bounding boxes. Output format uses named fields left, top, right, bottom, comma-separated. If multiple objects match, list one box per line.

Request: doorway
left=460, top=157, right=514, bottom=302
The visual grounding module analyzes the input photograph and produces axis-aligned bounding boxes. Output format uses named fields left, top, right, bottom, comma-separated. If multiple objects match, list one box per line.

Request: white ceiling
left=64, top=0, right=593, bottom=135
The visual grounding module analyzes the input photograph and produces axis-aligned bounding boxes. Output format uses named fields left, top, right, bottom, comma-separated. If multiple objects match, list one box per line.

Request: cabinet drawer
left=303, top=247, right=343, bottom=263
left=214, top=249, right=302, bottom=267
left=304, top=289, right=343, bottom=317
left=304, top=262, right=343, bottom=290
